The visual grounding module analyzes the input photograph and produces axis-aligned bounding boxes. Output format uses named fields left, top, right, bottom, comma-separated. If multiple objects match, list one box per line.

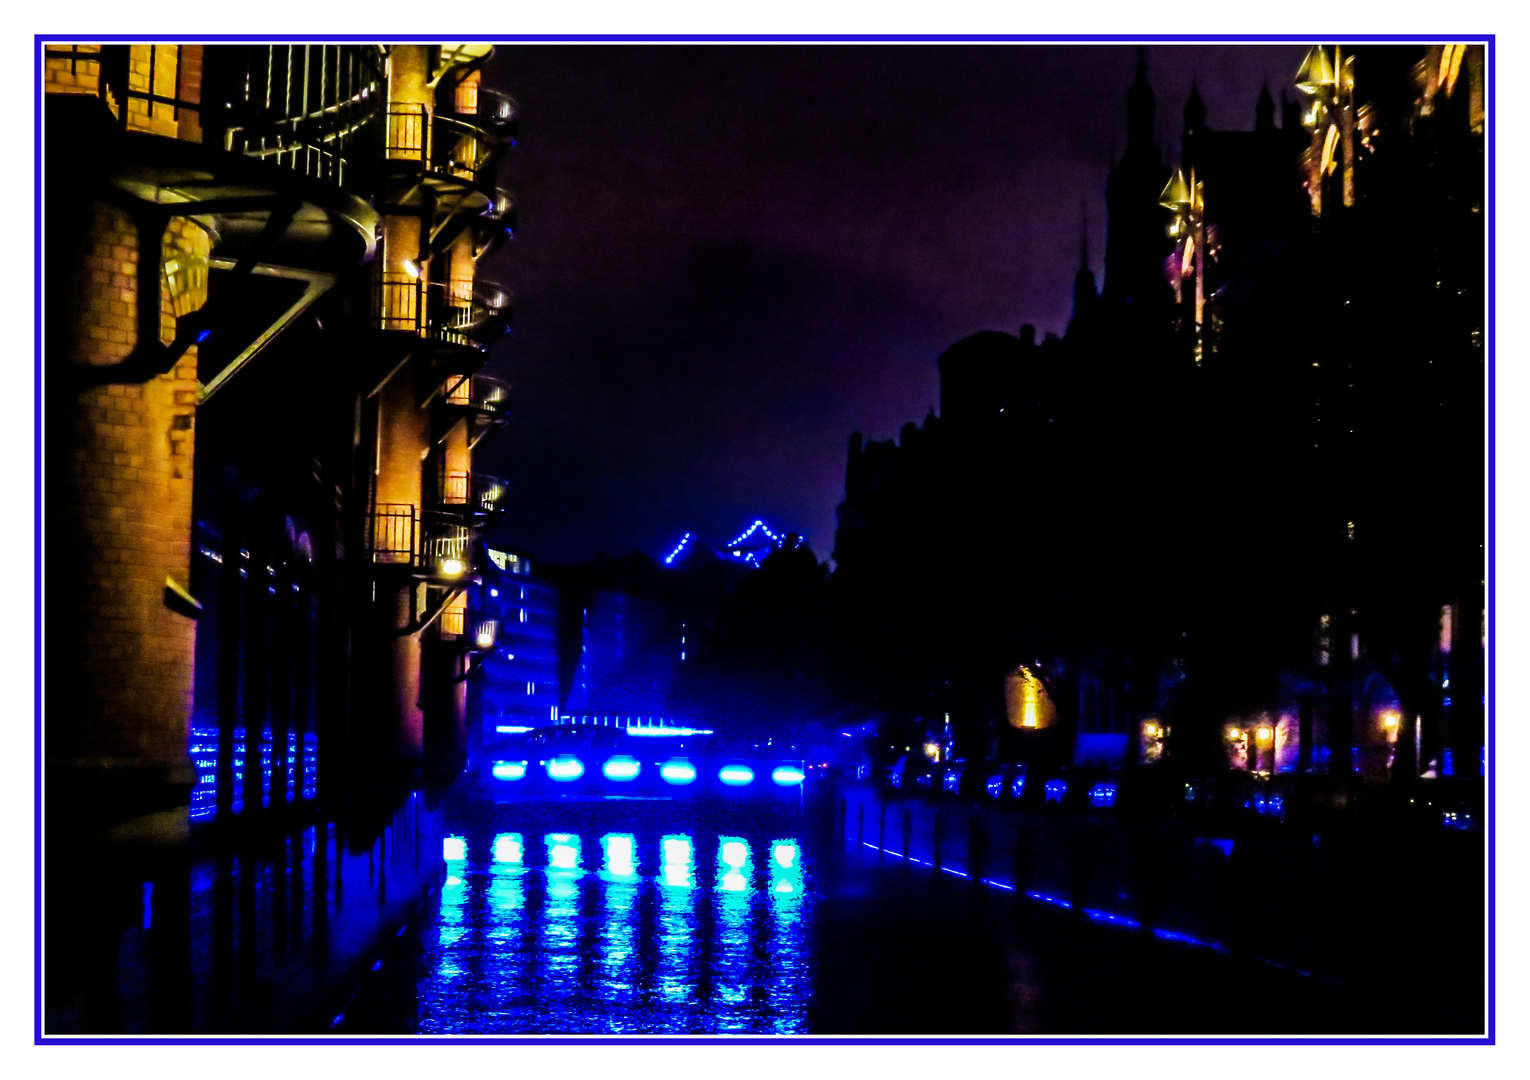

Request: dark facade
left=833, top=44, right=1485, bottom=782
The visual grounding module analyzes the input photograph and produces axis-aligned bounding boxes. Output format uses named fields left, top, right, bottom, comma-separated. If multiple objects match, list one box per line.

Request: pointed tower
left=1183, top=79, right=1207, bottom=174
left=1255, top=81, right=1277, bottom=134
left=1068, top=210, right=1098, bottom=337
left=1103, top=46, right=1172, bottom=313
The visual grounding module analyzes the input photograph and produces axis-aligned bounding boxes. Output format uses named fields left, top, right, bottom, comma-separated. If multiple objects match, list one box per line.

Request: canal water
left=332, top=788, right=1483, bottom=1037
left=348, top=801, right=818, bottom=1035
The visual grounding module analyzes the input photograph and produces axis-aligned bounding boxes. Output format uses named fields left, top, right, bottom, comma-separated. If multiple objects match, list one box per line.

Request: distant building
left=466, top=546, right=562, bottom=746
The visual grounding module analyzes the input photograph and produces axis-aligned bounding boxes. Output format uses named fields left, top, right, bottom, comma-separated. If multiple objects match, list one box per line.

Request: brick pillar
left=375, top=369, right=426, bottom=759
left=47, top=199, right=209, bottom=841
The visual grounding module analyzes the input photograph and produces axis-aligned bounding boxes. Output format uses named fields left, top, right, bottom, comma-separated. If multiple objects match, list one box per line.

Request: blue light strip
left=857, top=838, right=1251, bottom=958
left=663, top=532, right=693, bottom=565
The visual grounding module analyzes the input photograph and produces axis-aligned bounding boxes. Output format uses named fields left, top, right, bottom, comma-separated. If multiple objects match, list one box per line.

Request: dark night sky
left=475, top=43, right=1310, bottom=566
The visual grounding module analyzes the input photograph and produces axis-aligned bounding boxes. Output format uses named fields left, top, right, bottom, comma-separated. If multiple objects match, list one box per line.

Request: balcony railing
left=467, top=611, right=500, bottom=650
left=46, top=45, right=388, bottom=192
left=423, top=523, right=472, bottom=577
left=450, top=84, right=518, bottom=126
left=372, top=275, right=511, bottom=351
left=383, top=102, right=503, bottom=186
left=440, top=373, right=511, bottom=414
left=474, top=473, right=508, bottom=513
left=436, top=469, right=471, bottom=507
left=367, top=503, right=417, bottom=565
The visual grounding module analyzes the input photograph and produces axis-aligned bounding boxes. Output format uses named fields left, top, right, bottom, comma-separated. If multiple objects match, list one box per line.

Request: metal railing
left=383, top=102, right=502, bottom=185
left=367, top=503, right=417, bottom=565
left=422, top=523, right=471, bottom=572
left=473, top=473, right=508, bottom=513
left=440, top=373, right=511, bottom=414
left=375, top=271, right=422, bottom=332
left=467, top=611, right=499, bottom=650
left=47, top=45, right=387, bottom=192
left=449, top=84, right=518, bottom=125
left=372, top=274, right=509, bottom=350
left=425, top=463, right=471, bottom=509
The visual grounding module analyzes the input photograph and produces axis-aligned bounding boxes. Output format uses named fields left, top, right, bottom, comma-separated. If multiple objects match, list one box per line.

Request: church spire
left=1256, top=79, right=1276, bottom=132
left=1126, top=45, right=1157, bottom=159
left=1070, top=204, right=1098, bottom=335
left=1184, top=78, right=1206, bottom=135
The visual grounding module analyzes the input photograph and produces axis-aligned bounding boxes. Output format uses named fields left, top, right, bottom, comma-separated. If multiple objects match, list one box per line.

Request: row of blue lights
left=728, top=519, right=781, bottom=548
left=662, top=520, right=802, bottom=569
left=492, top=755, right=804, bottom=787
left=663, top=532, right=693, bottom=565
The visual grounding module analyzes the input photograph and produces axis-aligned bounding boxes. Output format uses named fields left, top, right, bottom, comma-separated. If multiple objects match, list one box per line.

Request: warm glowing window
left=1004, top=665, right=1057, bottom=730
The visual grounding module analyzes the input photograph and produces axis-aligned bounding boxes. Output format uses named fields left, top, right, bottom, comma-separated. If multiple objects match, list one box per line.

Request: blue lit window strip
left=188, top=725, right=319, bottom=821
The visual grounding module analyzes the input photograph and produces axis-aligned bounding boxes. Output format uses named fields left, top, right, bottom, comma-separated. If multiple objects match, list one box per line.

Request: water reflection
left=416, top=827, right=814, bottom=1034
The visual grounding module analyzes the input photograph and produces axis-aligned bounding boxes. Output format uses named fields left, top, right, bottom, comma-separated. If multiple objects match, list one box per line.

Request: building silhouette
left=834, top=44, right=1485, bottom=782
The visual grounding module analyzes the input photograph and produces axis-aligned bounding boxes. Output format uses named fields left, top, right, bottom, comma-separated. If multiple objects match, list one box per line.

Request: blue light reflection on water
left=416, top=828, right=814, bottom=1034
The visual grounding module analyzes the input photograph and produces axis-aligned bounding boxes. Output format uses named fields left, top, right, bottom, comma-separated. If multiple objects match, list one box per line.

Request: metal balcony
left=421, top=523, right=474, bottom=581
left=366, top=503, right=417, bottom=566
left=384, top=102, right=507, bottom=190
left=473, top=473, right=509, bottom=515
left=447, top=84, right=519, bottom=132
left=372, top=274, right=511, bottom=353
left=423, top=465, right=507, bottom=520
left=475, top=188, right=516, bottom=259
left=440, top=372, right=510, bottom=414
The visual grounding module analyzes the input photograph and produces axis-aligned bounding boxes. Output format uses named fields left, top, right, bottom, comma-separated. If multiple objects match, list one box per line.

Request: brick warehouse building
left=41, top=43, right=517, bottom=1032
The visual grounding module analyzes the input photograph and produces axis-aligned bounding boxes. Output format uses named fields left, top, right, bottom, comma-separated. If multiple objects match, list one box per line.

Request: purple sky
left=476, top=43, right=1311, bottom=565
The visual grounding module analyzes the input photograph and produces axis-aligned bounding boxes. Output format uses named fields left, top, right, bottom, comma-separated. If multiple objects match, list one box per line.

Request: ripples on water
left=421, top=827, right=814, bottom=1034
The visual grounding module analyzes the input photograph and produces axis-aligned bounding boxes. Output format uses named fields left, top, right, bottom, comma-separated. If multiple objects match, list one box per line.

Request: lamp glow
left=491, top=760, right=527, bottom=781
left=718, top=765, right=755, bottom=787
left=660, top=759, right=697, bottom=785
left=602, top=755, right=641, bottom=781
